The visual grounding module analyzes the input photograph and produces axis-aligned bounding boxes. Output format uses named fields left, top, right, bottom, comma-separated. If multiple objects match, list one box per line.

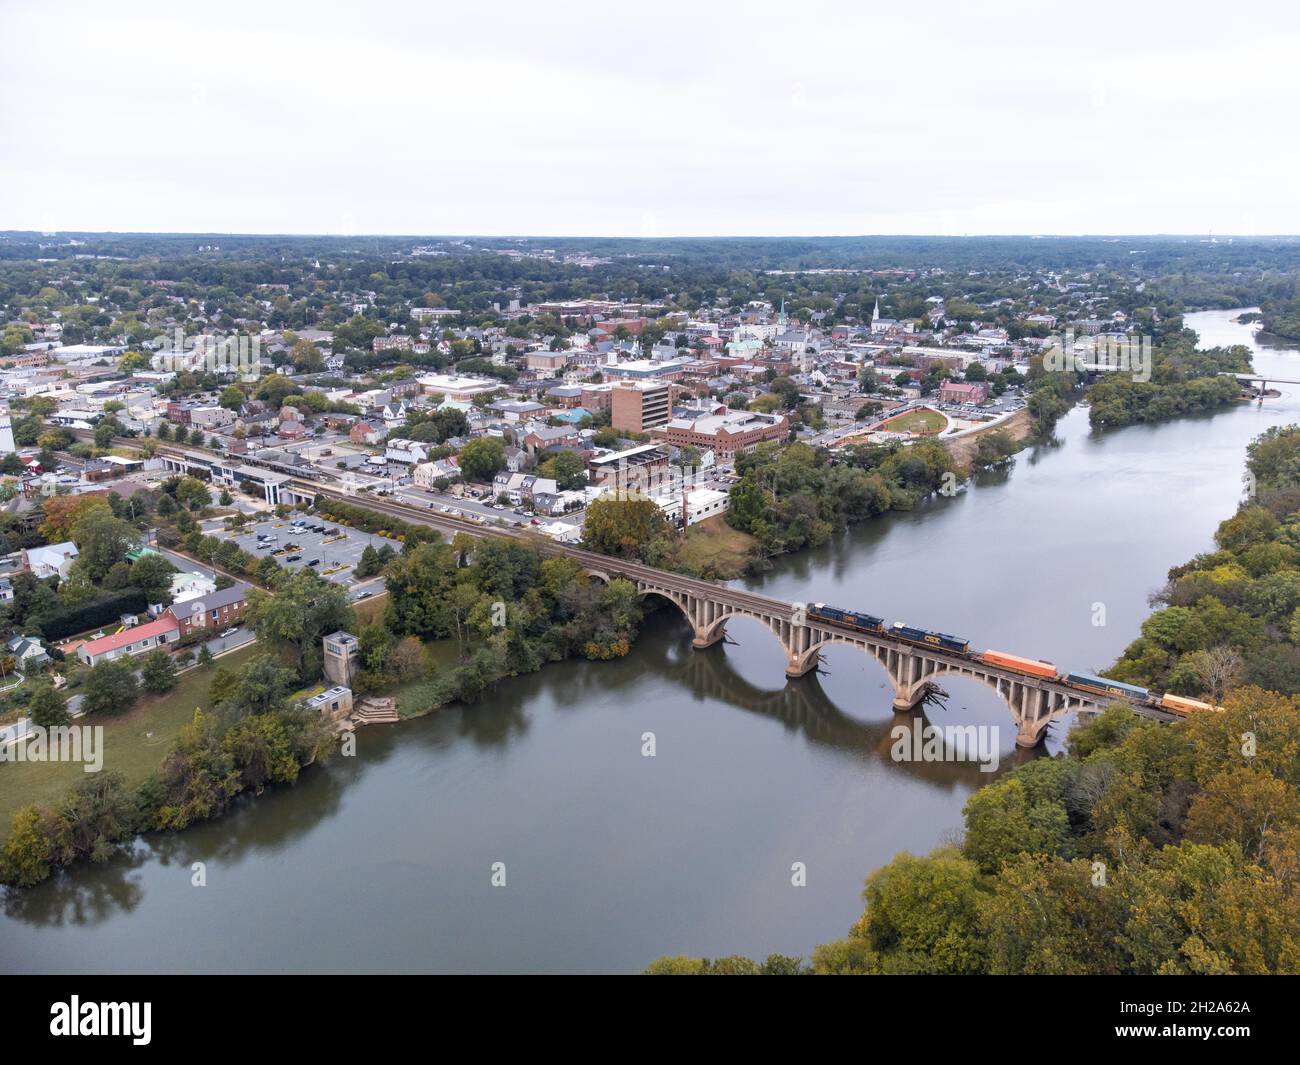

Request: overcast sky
left=2, top=0, right=1295, bottom=237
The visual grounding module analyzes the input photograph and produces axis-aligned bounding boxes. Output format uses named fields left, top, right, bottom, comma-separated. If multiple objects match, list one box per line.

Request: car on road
left=306, top=558, right=321, bottom=567
left=219, top=627, right=239, bottom=638
left=287, top=554, right=302, bottom=562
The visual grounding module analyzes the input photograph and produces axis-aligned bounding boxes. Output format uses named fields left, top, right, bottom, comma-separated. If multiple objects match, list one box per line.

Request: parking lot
left=225, top=516, right=403, bottom=595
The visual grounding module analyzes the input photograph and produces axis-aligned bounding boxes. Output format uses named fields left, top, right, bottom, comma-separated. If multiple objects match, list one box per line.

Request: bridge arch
left=700, top=607, right=789, bottom=655
left=636, top=587, right=698, bottom=638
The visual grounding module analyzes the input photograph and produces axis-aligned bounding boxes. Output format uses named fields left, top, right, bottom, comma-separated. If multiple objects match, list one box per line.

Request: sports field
left=878, top=408, right=948, bottom=434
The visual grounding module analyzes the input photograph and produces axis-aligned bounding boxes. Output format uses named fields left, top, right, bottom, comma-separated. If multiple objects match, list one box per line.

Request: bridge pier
left=892, top=686, right=926, bottom=712
left=692, top=628, right=726, bottom=650
left=627, top=581, right=1109, bottom=739
left=1014, top=687, right=1051, bottom=748
left=783, top=625, right=822, bottom=678
left=785, top=654, right=818, bottom=679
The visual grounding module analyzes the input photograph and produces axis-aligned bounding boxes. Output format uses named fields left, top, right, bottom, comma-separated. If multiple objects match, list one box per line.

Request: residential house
left=77, top=615, right=179, bottom=666
left=167, top=581, right=251, bottom=637
left=350, top=420, right=387, bottom=445
left=384, top=438, right=430, bottom=465
left=24, top=541, right=80, bottom=579
left=6, top=634, right=48, bottom=669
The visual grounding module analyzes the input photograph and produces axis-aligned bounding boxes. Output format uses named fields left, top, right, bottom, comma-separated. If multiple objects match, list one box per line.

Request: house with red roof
left=77, top=615, right=179, bottom=667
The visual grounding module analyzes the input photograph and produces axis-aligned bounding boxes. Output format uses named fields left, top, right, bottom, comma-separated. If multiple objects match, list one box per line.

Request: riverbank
left=653, top=421, right=1300, bottom=974
left=0, top=644, right=261, bottom=836
left=5, top=311, right=1298, bottom=972
left=944, top=406, right=1034, bottom=470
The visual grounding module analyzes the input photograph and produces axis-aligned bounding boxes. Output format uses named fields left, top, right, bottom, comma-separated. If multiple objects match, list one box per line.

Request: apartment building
left=611, top=381, right=673, bottom=433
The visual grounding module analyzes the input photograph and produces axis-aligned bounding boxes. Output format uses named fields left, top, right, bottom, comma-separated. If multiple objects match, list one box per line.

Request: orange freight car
left=977, top=649, right=1058, bottom=680
left=1159, top=693, right=1222, bottom=716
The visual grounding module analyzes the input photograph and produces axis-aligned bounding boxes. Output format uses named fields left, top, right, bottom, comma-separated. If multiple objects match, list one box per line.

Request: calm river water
left=2, top=309, right=1297, bottom=973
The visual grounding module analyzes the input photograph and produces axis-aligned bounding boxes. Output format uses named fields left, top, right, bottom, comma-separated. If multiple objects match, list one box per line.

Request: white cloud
left=1, top=0, right=1295, bottom=235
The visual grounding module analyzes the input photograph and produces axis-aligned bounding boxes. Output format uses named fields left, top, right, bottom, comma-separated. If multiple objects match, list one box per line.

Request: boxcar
left=1159, top=693, right=1222, bottom=716
left=1065, top=671, right=1150, bottom=700
left=977, top=649, right=1058, bottom=680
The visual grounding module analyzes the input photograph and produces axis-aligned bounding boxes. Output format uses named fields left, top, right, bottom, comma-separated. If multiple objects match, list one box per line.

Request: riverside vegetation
left=646, top=425, right=1300, bottom=975
left=0, top=532, right=643, bottom=888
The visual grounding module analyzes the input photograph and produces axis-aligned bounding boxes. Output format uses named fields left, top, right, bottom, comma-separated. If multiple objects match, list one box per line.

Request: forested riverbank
left=647, top=423, right=1300, bottom=975
left=0, top=533, right=644, bottom=889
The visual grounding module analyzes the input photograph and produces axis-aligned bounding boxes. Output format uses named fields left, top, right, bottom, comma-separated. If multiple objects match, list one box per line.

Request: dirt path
left=944, top=408, right=1034, bottom=470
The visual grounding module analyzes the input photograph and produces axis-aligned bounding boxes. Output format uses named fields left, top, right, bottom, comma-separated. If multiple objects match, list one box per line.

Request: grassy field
left=0, top=644, right=260, bottom=837
left=879, top=407, right=948, bottom=434
left=353, top=592, right=388, bottom=627
left=670, top=516, right=757, bottom=579
left=383, top=639, right=461, bottom=718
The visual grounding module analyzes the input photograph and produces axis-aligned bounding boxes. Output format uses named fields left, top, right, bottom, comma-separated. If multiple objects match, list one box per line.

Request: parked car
left=286, top=554, right=302, bottom=562
left=219, top=627, right=239, bottom=638
left=306, top=558, right=321, bottom=567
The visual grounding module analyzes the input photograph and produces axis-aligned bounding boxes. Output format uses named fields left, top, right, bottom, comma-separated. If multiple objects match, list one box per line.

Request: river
left=3, top=309, right=1298, bottom=974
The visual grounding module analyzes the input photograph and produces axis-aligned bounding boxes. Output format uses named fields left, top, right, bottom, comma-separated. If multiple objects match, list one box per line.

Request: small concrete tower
left=322, top=631, right=359, bottom=688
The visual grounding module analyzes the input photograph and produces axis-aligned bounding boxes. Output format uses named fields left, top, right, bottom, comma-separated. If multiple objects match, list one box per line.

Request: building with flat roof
left=210, top=460, right=294, bottom=504
left=655, top=486, right=730, bottom=528
left=601, top=357, right=690, bottom=381
left=652, top=408, right=787, bottom=459
left=611, top=380, right=674, bottom=433
left=416, top=374, right=503, bottom=402
left=588, top=443, right=670, bottom=491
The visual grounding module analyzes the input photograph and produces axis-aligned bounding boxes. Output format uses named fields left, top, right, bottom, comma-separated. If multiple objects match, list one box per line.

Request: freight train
left=806, top=602, right=1223, bottom=716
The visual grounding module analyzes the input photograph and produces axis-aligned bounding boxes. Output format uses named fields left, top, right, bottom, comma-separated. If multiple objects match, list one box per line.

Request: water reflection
left=3, top=309, right=1297, bottom=972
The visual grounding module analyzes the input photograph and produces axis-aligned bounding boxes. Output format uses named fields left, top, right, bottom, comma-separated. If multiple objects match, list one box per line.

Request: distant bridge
left=1224, top=372, right=1300, bottom=390
left=72, top=429, right=1179, bottom=747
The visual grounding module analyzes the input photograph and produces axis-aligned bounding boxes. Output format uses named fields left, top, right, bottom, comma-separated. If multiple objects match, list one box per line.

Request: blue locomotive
left=807, top=602, right=885, bottom=635
left=889, top=621, right=971, bottom=655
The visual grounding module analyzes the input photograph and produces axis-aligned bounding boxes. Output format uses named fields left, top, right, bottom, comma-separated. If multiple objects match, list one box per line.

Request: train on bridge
left=805, top=602, right=1222, bottom=718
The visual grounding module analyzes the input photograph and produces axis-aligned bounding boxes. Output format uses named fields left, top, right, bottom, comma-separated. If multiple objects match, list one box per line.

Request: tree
left=128, top=553, right=178, bottom=605
left=214, top=654, right=297, bottom=717
left=355, top=544, right=382, bottom=579
left=245, top=570, right=353, bottom=674
left=140, top=649, right=178, bottom=694
left=70, top=509, right=138, bottom=581
left=196, top=645, right=213, bottom=668
left=28, top=683, right=70, bottom=728
left=581, top=496, right=673, bottom=562
left=1, top=806, right=55, bottom=887
left=390, top=636, right=427, bottom=680
left=358, top=623, right=394, bottom=674
left=93, top=420, right=118, bottom=449
left=539, top=449, right=586, bottom=490
left=81, top=658, right=140, bottom=716
left=457, top=437, right=506, bottom=481
left=39, top=494, right=111, bottom=543
left=1184, top=645, right=1244, bottom=702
